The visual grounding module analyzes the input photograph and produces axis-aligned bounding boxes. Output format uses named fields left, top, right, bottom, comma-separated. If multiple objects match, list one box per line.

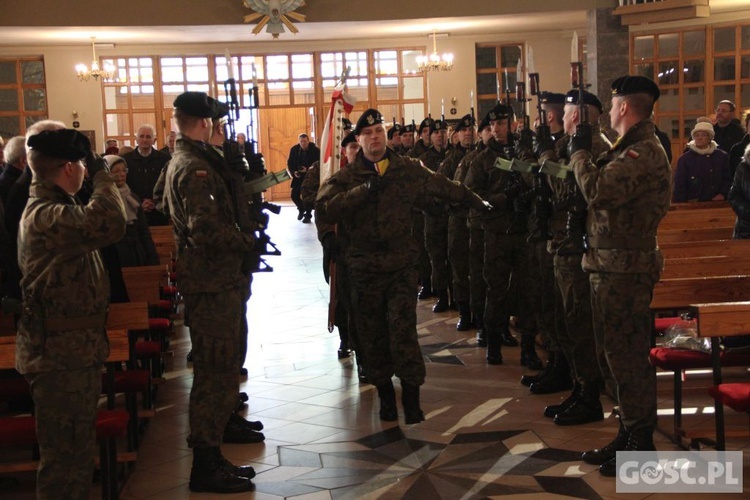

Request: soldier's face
left=392, top=134, right=402, bottom=146
left=421, top=128, right=431, bottom=143
left=490, top=120, right=508, bottom=144
left=480, top=126, right=492, bottom=144
left=344, top=142, right=360, bottom=164
left=401, top=133, right=414, bottom=147
left=431, top=130, right=445, bottom=149
left=609, top=97, right=625, bottom=135
left=459, top=128, right=474, bottom=148
left=357, top=124, right=386, bottom=160
left=562, top=104, right=578, bottom=136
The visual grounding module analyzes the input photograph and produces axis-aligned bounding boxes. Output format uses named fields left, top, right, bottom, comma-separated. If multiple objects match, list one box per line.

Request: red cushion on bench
left=650, top=347, right=750, bottom=371
left=0, top=378, right=30, bottom=399
left=161, top=285, right=177, bottom=295
left=0, top=416, right=36, bottom=447
left=135, top=341, right=162, bottom=357
left=102, top=370, right=150, bottom=394
left=148, top=318, right=171, bottom=331
left=708, top=383, right=750, bottom=413
left=654, top=317, right=681, bottom=333
left=95, top=410, right=130, bottom=438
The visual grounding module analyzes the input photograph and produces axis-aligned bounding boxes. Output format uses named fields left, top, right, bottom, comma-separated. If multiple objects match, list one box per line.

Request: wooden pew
left=661, top=255, right=750, bottom=280
left=120, top=265, right=169, bottom=304
left=148, top=225, right=175, bottom=267
left=657, top=226, right=735, bottom=244
left=659, top=206, right=735, bottom=231
left=660, top=239, right=750, bottom=259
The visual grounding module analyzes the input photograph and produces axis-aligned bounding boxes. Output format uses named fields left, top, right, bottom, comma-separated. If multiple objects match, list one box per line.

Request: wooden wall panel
left=259, top=106, right=312, bottom=201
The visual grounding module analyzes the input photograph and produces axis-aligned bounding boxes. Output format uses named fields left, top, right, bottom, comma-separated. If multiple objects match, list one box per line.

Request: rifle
left=527, top=72, right=552, bottom=240
left=223, top=65, right=285, bottom=273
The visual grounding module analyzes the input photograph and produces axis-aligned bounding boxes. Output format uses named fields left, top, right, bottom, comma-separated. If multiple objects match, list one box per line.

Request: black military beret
left=611, top=75, right=660, bottom=101
left=341, top=131, right=357, bottom=148
left=400, top=123, right=415, bottom=135
left=485, top=103, right=511, bottom=122
left=27, top=129, right=91, bottom=161
left=387, top=123, right=402, bottom=139
left=540, top=92, right=566, bottom=105
left=214, top=101, right=230, bottom=120
left=418, top=117, right=435, bottom=134
left=478, top=117, right=491, bottom=131
left=429, top=120, right=449, bottom=134
left=454, top=114, right=476, bottom=132
left=354, top=109, right=384, bottom=135
left=565, top=89, right=603, bottom=113
left=342, top=118, right=353, bottom=131
left=173, top=91, right=225, bottom=119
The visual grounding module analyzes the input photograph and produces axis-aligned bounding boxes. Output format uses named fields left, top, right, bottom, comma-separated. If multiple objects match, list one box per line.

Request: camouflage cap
left=454, top=114, right=476, bottom=132
left=611, top=75, right=660, bottom=101
left=418, top=117, right=435, bottom=134
left=540, top=92, right=566, bottom=105
left=565, top=89, right=603, bottom=113
left=485, top=103, right=512, bottom=123
left=341, top=131, right=357, bottom=148
left=27, top=129, right=91, bottom=161
left=173, top=91, right=226, bottom=118
left=354, top=109, right=384, bottom=135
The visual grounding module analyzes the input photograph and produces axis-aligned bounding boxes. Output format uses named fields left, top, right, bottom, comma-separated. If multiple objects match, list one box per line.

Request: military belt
left=44, top=311, right=108, bottom=332
left=350, top=234, right=413, bottom=252
left=585, top=235, right=657, bottom=251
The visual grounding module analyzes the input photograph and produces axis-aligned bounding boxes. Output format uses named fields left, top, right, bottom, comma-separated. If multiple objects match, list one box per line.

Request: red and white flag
left=320, top=84, right=356, bottom=184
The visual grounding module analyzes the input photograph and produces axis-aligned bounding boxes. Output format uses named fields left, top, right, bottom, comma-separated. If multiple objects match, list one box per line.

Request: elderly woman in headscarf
left=104, top=155, right=159, bottom=266
left=673, top=120, right=731, bottom=202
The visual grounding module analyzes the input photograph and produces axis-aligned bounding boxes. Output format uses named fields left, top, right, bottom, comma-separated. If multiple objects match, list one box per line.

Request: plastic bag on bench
left=663, top=319, right=710, bottom=353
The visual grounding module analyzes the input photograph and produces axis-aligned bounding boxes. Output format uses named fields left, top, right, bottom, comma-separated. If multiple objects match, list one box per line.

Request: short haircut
left=622, top=93, right=654, bottom=120
left=28, top=150, right=65, bottom=181
left=173, top=109, right=203, bottom=133
left=137, top=124, right=156, bottom=136
left=4, top=136, right=26, bottom=165
left=718, top=100, right=736, bottom=111
left=298, top=133, right=309, bottom=140
left=542, top=103, right=565, bottom=127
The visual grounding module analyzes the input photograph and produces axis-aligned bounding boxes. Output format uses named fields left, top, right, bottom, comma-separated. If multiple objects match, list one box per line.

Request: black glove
left=514, top=128, right=533, bottom=157
left=473, top=199, right=493, bottom=212
left=87, top=151, right=109, bottom=177
left=321, top=232, right=338, bottom=284
left=247, top=153, right=266, bottom=175
left=513, top=196, right=530, bottom=214
left=533, top=134, right=555, bottom=159
left=365, top=175, right=387, bottom=194
left=568, top=123, right=593, bottom=157
left=504, top=179, right=522, bottom=199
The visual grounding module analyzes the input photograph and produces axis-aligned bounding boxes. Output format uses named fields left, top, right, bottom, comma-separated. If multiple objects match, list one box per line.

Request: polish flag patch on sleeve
left=626, top=149, right=640, bottom=159
left=195, top=170, right=208, bottom=178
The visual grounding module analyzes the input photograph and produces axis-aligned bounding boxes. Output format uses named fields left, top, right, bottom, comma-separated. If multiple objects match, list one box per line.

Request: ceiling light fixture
left=417, top=31, right=454, bottom=72
left=75, top=37, right=116, bottom=82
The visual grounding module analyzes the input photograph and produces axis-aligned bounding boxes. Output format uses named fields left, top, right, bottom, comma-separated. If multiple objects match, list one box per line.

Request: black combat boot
left=499, top=316, right=518, bottom=346
left=475, top=313, right=487, bottom=346
left=544, top=383, right=581, bottom=418
left=337, top=340, right=351, bottom=359
left=417, top=277, right=433, bottom=300
left=377, top=381, right=398, bottom=421
left=529, top=354, right=574, bottom=394
left=456, top=302, right=472, bottom=331
left=223, top=413, right=265, bottom=443
left=599, top=426, right=655, bottom=477
left=401, top=383, right=425, bottom=424
left=554, top=382, right=604, bottom=425
left=355, top=354, right=368, bottom=383
left=486, top=333, right=503, bottom=365
left=520, top=334, right=543, bottom=370
left=581, top=422, right=630, bottom=466
left=521, top=350, right=556, bottom=386
left=432, top=289, right=449, bottom=312
left=189, top=447, right=254, bottom=493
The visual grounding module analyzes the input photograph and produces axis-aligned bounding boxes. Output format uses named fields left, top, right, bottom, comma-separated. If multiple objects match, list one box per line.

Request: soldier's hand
left=225, top=153, right=249, bottom=174
left=568, top=123, right=593, bottom=157
left=475, top=199, right=493, bottom=212
left=365, top=175, right=387, bottom=194
left=321, top=232, right=338, bottom=283
left=247, top=153, right=265, bottom=174
left=533, top=135, right=555, bottom=159
left=87, top=151, right=109, bottom=178
left=514, top=128, right=534, bottom=157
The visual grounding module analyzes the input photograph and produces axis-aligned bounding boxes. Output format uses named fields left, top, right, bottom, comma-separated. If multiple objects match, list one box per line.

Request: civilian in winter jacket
left=728, top=144, right=750, bottom=239
left=673, top=121, right=731, bottom=202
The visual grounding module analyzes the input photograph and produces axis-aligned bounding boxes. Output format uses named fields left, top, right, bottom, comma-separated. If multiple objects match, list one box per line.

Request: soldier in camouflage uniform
left=438, top=114, right=476, bottom=330
left=464, top=104, right=541, bottom=367
left=18, top=128, right=126, bottom=500
left=316, top=109, right=490, bottom=425
left=399, top=123, right=416, bottom=156
left=419, top=119, right=452, bottom=312
left=387, top=123, right=403, bottom=153
left=163, top=92, right=263, bottom=494
left=568, top=76, right=672, bottom=477
left=408, top=117, right=435, bottom=299
left=532, top=90, right=612, bottom=427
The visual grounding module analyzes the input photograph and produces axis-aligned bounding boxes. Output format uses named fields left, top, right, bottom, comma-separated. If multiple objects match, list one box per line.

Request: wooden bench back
left=121, top=265, right=168, bottom=303
left=661, top=255, right=750, bottom=280
left=660, top=239, right=750, bottom=259
left=149, top=225, right=175, bottom=266
left=652, top=275, right=750, bottom=310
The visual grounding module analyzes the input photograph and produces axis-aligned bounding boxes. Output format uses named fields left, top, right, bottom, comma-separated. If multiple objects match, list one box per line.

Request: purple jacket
left=673, top=143, right=731, bottom=202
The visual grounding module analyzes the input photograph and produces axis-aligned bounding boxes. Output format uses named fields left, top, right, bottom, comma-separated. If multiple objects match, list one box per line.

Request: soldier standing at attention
left=568, top=76, right=672, bottom=477
left=399, top=123, right=416, bottom=155
left=17, top=129, right=126, bottom=499
left=315, top=109, right=491, bottom=425
left=164, top=92, right=262, bottom=494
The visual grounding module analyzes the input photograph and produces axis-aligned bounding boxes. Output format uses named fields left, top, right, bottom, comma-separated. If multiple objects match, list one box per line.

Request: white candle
left=571, top=31, right=579, bottom=63
left=516, top=58, right=522, bottom=83
left=441, top=98, right=445, bottom=116
left=251, top=62, right=258, bottom=87
left=225, top=49, right=235, bottom=80
left=470, top=90, right=474, bottom=109
left=527, top=46, right=535, bottom=75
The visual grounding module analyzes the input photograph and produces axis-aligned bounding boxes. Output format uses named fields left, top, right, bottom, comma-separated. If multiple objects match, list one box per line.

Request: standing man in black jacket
left=122, top=124, right=171, bottom=226
left=287, top=133, right=320, bottom=223
left=714, top=100, right=745, bottom=154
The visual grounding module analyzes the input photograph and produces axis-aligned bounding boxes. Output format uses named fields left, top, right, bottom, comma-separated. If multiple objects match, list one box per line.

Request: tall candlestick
left=571, top=31, right=579, bottom=63
left=470, top=89, right=474, bottom=109
left=527, top=46, right=535, bottom=75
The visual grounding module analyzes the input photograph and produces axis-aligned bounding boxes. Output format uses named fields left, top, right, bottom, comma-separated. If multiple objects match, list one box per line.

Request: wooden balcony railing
left=614, top=0, right=710, bottom=25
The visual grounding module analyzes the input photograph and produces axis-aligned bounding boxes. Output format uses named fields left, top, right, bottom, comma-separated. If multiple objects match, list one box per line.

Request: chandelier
left=75, top=37, right=116, bottom=82
left=417, top=31, right=454, bottom=72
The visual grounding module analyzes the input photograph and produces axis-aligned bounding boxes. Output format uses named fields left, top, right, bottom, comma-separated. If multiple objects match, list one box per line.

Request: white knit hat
left=691, top=121, right=715, bottom=139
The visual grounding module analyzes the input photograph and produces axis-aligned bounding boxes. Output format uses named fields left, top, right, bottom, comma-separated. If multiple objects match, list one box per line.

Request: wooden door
left=259, top=107, right=313, bottom=201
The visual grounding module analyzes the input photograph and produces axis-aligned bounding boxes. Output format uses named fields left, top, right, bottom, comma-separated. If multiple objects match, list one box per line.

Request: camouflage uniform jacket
left=438, top=144, right=471, bottom=217
left=407, top=139, right=429, bottom=158
left=164, top=135, right=254, bottom=294
left=419, top=146, right=450, bottom=215
left=463, top=138, right=519, bottom=232
left=315, top=148, right=485, bottom=274
left=456, top=142, right=486, bottom=228
left=540, top=126, right=611, bottom=254
left=569, top=119, right=672, bottom=273
left=16, top=171, right=127, bottom=374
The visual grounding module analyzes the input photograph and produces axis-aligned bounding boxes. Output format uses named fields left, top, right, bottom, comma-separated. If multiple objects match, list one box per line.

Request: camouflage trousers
left=333, top=259, right=361, bottom=356
left=527, top=240, right=562, bottom=350
left=184, top=287, right=247, bottom=448
left=468, top=225, right=486, bottom=317
left=424, top=212, right=450, bottom=290
left=348, top=265, right=426, bottom=387
left=554, top=254, right=604, bottom=387
left=589, top=271, right=659, bottom=431
left=26, top=366, right=101, bottom=500
left=412, top=212, right=432, bottom=286
left=448, top=215, right=470, bottom=304
left=483, top=229, right=532, bottom=353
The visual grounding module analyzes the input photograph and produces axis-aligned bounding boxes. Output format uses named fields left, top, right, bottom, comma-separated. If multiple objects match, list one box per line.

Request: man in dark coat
left=714, top=100, right=745, bottom=154
left=287, top=133, right=320, bottom=223
left=122, top=124, right=171, bottom=226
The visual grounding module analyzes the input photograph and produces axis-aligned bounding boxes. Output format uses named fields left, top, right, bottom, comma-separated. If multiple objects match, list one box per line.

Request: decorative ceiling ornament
left=243, top=0, right=307, bottom=39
